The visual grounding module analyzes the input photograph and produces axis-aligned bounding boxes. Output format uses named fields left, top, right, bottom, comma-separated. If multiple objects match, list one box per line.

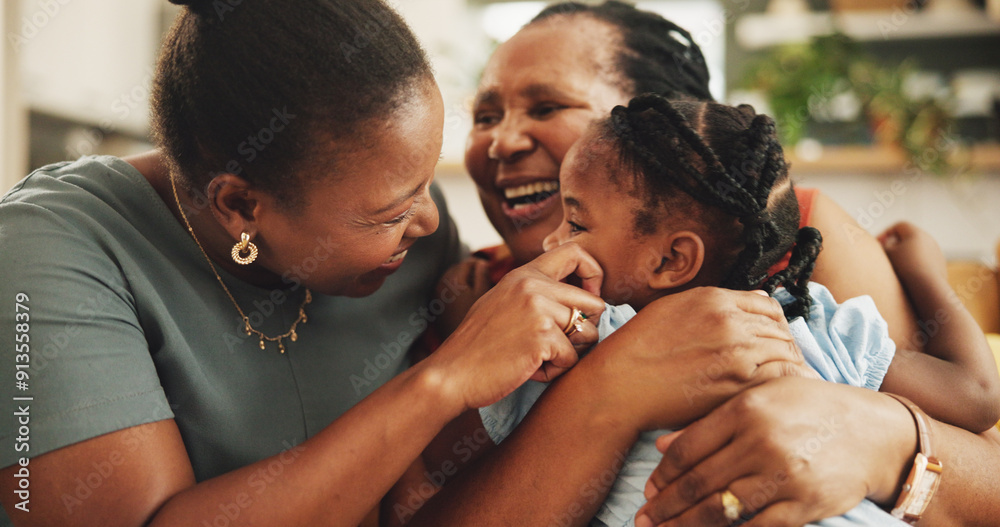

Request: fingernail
left=635, top=514, right=654, bottom=527
left=644, top=479, right=657, bottom=500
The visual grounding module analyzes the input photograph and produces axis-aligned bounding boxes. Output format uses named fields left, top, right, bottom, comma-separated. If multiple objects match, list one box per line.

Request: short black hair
left=153, top=0, right=431, bottom=208
left=599, top=95, right=822, bottom=320
left=530, top=1, right=712, bottom=101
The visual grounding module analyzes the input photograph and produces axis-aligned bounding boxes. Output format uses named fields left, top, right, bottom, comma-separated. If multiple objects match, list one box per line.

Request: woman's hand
left=425, top=242, right=605, bottom=412
left=637, top=377, right=917, bottom=527
left=584, top=288, right=816, bottom=433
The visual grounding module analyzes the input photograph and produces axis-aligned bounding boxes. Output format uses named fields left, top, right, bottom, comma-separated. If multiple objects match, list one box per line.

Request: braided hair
left=599, top=94, right=822, bottom=319
left=530, top=1, right=713, bottom=101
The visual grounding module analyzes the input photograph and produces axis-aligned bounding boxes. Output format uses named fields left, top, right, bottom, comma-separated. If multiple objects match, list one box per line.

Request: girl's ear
left=649, top=231, right=705, bottom=290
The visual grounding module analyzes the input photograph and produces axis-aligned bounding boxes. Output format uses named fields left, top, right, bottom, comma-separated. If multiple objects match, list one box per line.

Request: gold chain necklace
left=170, top=174, right=311, bottom=354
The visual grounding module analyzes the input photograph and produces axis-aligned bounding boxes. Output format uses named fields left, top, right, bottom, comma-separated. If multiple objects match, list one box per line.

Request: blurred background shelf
left=736, top=5, right=1000, bottom=49
left=786, top=143, right=1000, bottom=174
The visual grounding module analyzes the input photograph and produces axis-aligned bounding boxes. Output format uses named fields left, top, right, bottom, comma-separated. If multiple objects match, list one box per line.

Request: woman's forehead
left=479, top=17, right=621, bottom=92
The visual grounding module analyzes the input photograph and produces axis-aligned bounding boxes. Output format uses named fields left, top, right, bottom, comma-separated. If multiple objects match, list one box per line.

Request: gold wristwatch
left=885, top=394, right=943, bottom=524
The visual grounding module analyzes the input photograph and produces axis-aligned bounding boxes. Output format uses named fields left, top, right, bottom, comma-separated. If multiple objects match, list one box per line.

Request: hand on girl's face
left=427, top=242, right=605, bottom=411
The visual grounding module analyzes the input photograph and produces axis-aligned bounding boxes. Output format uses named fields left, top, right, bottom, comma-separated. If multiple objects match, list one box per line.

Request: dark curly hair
left=153, top=0, right=431, bottom=208
left=599, top=95, right=822, bottom=319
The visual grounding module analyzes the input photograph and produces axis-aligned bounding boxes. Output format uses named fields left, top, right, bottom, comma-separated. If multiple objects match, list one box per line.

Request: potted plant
left=741, top=33, right=953, bottom=174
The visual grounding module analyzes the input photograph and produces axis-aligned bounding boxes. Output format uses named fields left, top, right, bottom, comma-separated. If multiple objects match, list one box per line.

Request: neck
left=125, top=150, right=291, bottom=290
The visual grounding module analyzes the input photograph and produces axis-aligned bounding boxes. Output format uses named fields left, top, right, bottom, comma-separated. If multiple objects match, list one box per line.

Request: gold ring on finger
left=721, top=489, right=744, bottom=523
left=562, top=307, right=587, bottom=337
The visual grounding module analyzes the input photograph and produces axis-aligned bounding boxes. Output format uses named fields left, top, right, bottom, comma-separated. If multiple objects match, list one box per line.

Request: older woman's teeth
left=385, top=250, right=408, bottom=264
left=504, top=181, right=560, bottom=199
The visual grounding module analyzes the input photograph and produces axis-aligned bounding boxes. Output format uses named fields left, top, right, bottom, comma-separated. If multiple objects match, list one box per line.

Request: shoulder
left=3, top=155, right=154, bottom=206
left=2, top=156, right=168, bottom=242
left=1, top=156, right=174, bottom=281
left=805, top=190, right=875, bottom=250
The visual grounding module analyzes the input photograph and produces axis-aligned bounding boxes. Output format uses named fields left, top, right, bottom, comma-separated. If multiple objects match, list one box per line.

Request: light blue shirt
left=481, top=283, right=905, bottom=526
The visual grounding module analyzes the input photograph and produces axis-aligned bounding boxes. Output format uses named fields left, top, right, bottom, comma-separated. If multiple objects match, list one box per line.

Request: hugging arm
left=875, top=221, right=1000, bottom=432
left=408, top=288, right=812, bottom=527
left=640, top=377, right=1000, bottom=527
left=809, top=195, right=999, bottom=432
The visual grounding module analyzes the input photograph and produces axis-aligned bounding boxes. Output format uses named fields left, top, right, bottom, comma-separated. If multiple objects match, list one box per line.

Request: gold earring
left=231, top=232, right=258, bottom=265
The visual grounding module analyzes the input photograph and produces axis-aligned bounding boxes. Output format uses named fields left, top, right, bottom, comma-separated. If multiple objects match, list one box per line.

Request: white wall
left=393, top=0, right=487, bottom=165
left=801, top=171, right=1000, bottom=265
left=2, top=0, right=28, bottom=192
left=19, top=0, right=161, bottom=137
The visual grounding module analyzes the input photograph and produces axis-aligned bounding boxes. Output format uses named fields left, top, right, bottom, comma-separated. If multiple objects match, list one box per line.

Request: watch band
left=885, top=393, right=943, bottom=524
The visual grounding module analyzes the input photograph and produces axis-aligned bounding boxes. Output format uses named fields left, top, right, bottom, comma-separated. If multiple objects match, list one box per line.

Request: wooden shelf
left=785, top=143, right=1000, bottom=174
left=736, top=8, right=1000, bottom=49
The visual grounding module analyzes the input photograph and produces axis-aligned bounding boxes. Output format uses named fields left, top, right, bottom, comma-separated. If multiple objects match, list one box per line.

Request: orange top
left=472, top=244, right=518, bottom=286
left=766, top=186, right=818, bottom=277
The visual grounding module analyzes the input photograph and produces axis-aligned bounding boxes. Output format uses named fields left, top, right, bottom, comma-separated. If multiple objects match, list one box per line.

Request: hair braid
left=729, top=112, right=776, bottom=201
left=619, top=95, right=756, bottom=213
left=531, top=1, right=713, bottom=100
left=600, top=95, right=824, bottom=320
left=762, top=227, right=823, bottom=318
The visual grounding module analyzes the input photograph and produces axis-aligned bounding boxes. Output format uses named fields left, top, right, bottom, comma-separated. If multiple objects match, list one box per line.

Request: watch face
left=908, top=454, right=943, bottom=516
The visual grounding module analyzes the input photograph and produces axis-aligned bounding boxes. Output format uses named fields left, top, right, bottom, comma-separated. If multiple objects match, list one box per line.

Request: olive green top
left=0, top=156, right=461, bottom=522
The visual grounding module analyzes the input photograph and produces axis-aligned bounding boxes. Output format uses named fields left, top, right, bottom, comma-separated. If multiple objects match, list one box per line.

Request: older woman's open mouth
left=500, top=180, right=560, bottom=222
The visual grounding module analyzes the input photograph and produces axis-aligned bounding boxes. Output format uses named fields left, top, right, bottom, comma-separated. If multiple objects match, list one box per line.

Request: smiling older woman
left=403, top=2, right=1000, bottom=526
left=0, top=1, right=807, bottom=526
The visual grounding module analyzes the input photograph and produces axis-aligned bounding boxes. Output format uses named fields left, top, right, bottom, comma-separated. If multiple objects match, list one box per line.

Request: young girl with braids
left=475, top=95, right=1000, bottom=527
